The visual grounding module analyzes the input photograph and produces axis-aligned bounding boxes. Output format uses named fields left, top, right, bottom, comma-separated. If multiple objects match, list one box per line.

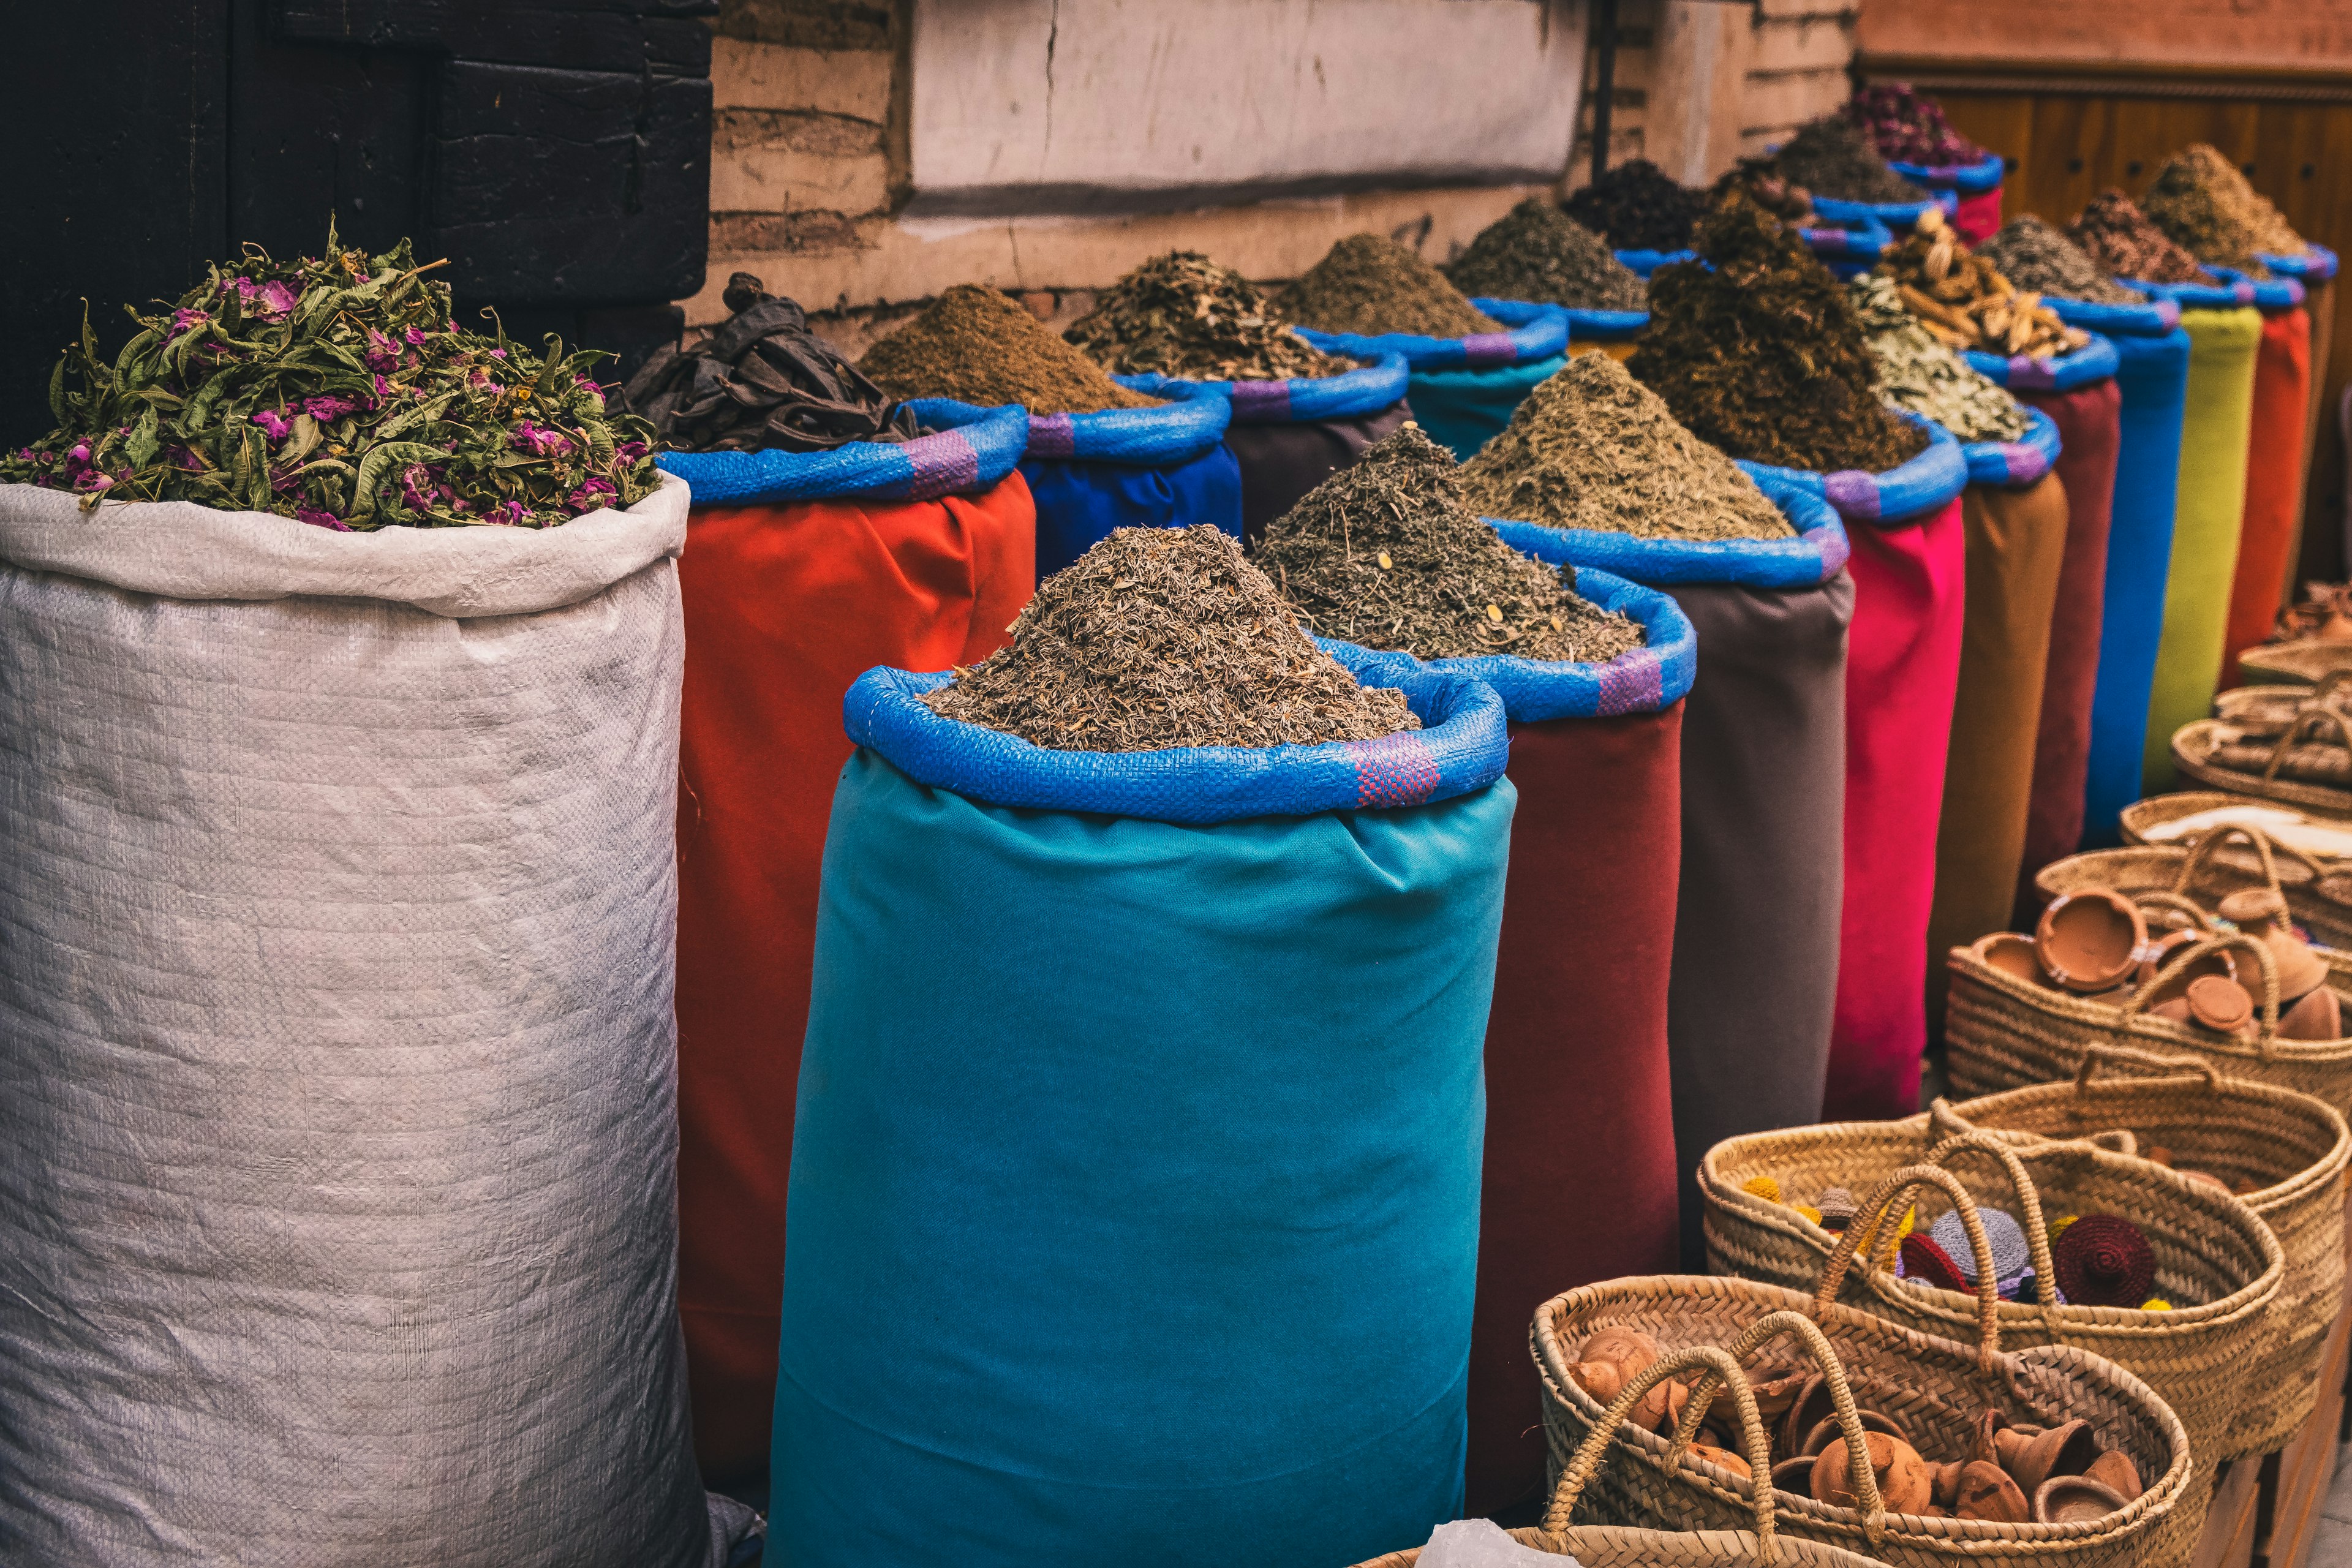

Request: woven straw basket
left=2117, top=793, right=2352, bottom=864
left=1699, top=1129, right=2278, bottom=1504
left=2032, top=824, right=2352, bottom=948
left=1932, top=1044, right=2349, bottom=1455
left=2239, top=639, right=2352, bottom=687
left=1534, top=1265, right=2189, bottom=1568
left=2212, top=671, right=2352, bottom=736
left=1349, top=1346, right=1887, bottom=1568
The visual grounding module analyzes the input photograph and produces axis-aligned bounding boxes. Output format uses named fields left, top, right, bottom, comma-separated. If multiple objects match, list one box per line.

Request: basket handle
left=1926, top=1097, right=2139, bottom=1159
left=2133, top=892, right=2216, bottom=932
left=2171, top=822, right=2294, bottom=894
left=1544, top=1344, right=1784, bottom=1559
left=1814, top=1163, right=2007, bottom=1371
left=2305, top=668, right=2352, bottom=707
left=2075, top=1040, right=2224, bottom=1091
left=2117, top=931, right=2284, bottom=1055
left=2259, top=710, right=2352, bottom=787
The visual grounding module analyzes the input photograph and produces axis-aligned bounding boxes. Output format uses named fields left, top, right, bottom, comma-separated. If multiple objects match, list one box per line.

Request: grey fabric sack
left=0, top=475, right=743, bottom=1566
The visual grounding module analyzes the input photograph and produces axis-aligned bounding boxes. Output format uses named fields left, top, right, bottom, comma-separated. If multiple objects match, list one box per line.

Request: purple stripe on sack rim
left=1999, top=443, right=2041, bottom=484
left=1822, top=469, right=1881, bottom=522
left=1027, top=412, right=1078, bottom=459
left=902, top=429, right=981, bottom=500
left=1595, top=647, right=1665, bottom=717
left=1817, top=525, right=1853, bottom=579
left=1347, top=731, right=1442, bottom=809
left=2003, top=355, right=2059, bottom=390
left=1227, top=379, right=1294, bottom=422
left=1458, top=333, right=1520, bottom=369
left=2232, top=280, right=2256, bottom=303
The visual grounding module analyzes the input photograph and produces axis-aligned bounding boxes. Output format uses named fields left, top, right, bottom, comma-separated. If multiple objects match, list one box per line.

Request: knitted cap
left=1928, top=1206, right=2033, bottom=1288
left=1742, top=1174, right=1783, bottom=1204
left=2053, top=1213, right=2157, bottom=1307
left=1899, top=1232, right=1969, bottom=1292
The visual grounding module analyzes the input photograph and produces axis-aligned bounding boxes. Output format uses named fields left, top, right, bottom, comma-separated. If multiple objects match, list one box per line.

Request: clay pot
left=1811, top=1430, right=1931, bottom=1514
left=1689, top=1441, right=1752, bottom=1480
left=2037, top=889, right=2149, bottom=992
left=1953, top=1459, right=2031, bottom=1524
left=2034, top=1474, right=2128, bottom=1525
left=1635, top=1375, right=1691, bottom=1435
left=1993, top=1417, right=2098, bottom=1493
left=1925, top=1460, right=1964, bottom=1507
left=2216, top=886, right=2331, bottom=1002
left=1569, top=1360, right=1626, bottom=1407
left=1771, top=1455, right=1816, bottom=1496
left=2135, top=925, right=2206, bottom=987
left=2184, top=974, right=2257, bottom=1036
left=1982, top=932, right=2046, bottom=984
left=2280, top=982, right=2343, bottom=1041
left=1709, top=1369, right=1809, bottom=1431
left=1798, top=1409, right=1909, bottom=1458
left=2084, top=1449, right=2143, bottom=1504
left=1778, top=1374, right=1833, bottom=1460
left=1570, top=1327, right=1660, bottom=1417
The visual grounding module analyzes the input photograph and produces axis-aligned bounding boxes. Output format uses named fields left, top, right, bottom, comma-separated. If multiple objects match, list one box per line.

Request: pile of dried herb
left=1850, top=275, right=2031, bottom=443
left=1564, top=160, right=1710, bottom=254
left=1974, top=217, right=2144, bottom=306
left=1, top=224, right=656, bottom=529
left=1711, top=160, right=1815, bottom=225
left=861, top=285, right=1161, bottom=415
left=1629, top=199, right=1928, bottom=473
left=1444, top=198, right=1646, bottom=311
left=1458, top=354, right=1793, bottom=542
left=1276, top=235, right=1502, bottom=339
left=624, top=273, right=924, bottom=451
left=921, top=524, right=1415, bottom=752
left=1877, top=207, right=2090, bottom=358
left=1062, top=251, right=1348, bottom=382
left=2141, top=145, right=2305, bottom=271
left=2068, top=190, right=2209, bottom=285
left=1770, top=116, right=1924, bottom=205
left=1256, top=423, right=1645, bottom=663
left=1845, top=83, right=1986, bottom=167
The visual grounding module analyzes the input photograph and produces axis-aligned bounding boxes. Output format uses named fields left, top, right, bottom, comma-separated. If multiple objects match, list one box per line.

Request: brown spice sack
left=1276, top=235, right=1503, bottom=339
left=922, top=525, right=1417, bottom=753
left=861, top=285, right=1161, bottom=415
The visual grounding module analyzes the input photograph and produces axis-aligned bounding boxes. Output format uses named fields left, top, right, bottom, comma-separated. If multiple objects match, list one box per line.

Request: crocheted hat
left=1899, top=1232, right=1969, bottom=1292
left=1927, top=1207, right=2043, bottom=1300
left=2052, top=1214, right=2157, bottom=1307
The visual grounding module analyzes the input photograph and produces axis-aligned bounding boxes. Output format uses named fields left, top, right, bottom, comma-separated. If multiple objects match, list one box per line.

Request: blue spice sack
left=2261, top=245, right=2340, bottom=283
left=1488, top=478, right=1849, bottom=592
left=2207, top=266, right=2307, bottom=312
left=1615, top=248, right=1696, bottom=279
left=1016, top=381, right=1239, bottom=582
left=1738, top=410, right=1969, bottom=526
left=772, top=646, right=1513, bottom=1568
left=655, top=399, right=1028, bottom=505
left=1964, top=333, right=2122, bottom=395
left=1888, top=151, right=2006, bottom=196
left=1956, top=402, right=2064, bottom=488
left=1296, top=300, right=1569, bottom=462
left=1811, top=189, right=1958, bottom=232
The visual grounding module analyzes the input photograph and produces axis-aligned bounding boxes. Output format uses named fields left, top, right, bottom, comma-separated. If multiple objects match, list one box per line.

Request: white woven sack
left=0, top=476, right=741, bottom=1566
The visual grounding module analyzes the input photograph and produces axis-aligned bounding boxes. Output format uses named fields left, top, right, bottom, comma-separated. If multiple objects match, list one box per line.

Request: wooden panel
left=1857, top=1, right=2352, bottom=74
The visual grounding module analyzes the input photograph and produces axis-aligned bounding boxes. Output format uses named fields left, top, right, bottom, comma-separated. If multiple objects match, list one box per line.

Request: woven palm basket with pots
left=2120, top=794, right=2352, bottom=863
left=1351, top=1346, right=1888, bottom=1568
left=2240, top=639, right=2352, bottom=687
left=2213, top=670, right=2352, bottom=737
left=2030, top=824, right=2352, bottom=947
left=2174, top=706, right=2352, bottom=816
left=1534, top=1263, right=2189, bottom=1568
left=1698, top=1129, right=2275, bottom=1557
left=1931, top=1044, right=2349, bottom=1455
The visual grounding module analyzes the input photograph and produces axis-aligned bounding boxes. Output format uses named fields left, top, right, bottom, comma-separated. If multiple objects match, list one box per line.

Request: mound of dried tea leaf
left=1630, top=199, right=1928, bottom=473
left=922, top=524, right=1415, bottom=752
left=1975, top=216, right=2144, bottom=306
left=1850, top=275, right=2030, bottom=443
left=861, top=285, right=1161, bottom=415
left=624, top=273, right=925, bottom=451
left=1564, top=160, right=1710, bottom=254
left=2141, top=145, right=2302, bottom=272
left=1256, top=423, right=1645, bottom=663
left=1, top=221, right=657, bottom=528
left=1771, top=116, right=1923, bottom=205
left=1845, top=83, right=1986, bottom=167
left=1063, top=251, right=1348, bottom=382
left=1276, top=235, right=1502, bottom=339
left=1459, top=354, right=1792, bottom=541
left=2068, top=190, right=2209, bottom=285
left=1444, top=199, right=1646, bottom=311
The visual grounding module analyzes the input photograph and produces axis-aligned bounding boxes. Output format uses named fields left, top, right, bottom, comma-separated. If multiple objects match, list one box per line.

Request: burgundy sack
left=1224, top=402, right=1412, bottom=545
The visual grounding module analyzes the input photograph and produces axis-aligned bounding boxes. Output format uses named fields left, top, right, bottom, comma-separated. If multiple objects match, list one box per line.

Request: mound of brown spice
left=861, top=285, right=1161, bottom=415
left=921, top=524, right=1417, bottom=753
left=1443, top=198, right=1646, bottom=312
left=1974, top=217, right=2144, bottom=307
left=1276, top=235, right=1503, bottom=339
left=1256, top=423, right=1645, bottom=663
left=1063, top=252, right=1349, bottom=382
left=2141, top=145, right=2304, bottom=273
left=1770, top=116, right=1923, bottom=206
left=2067, top=191, right=2209, bottom=286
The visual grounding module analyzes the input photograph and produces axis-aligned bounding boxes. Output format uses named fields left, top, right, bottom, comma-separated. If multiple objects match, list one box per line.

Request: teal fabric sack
left=771, top=747, right=1515, bottom=1567
left=1407, top=354, right=1569, bottom=462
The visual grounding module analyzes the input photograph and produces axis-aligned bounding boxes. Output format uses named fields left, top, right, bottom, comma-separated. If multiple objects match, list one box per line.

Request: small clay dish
left=2217, top=886, right=2331, bottom=1000
left=1953, top=1459, right=2030, bottom=1524
left=1994, top=1417, right=2098, bottom=1493
left=2084, top=1449, right=2143, bottom=1503
left=2281, top=982, right=2343, bottom=1041
left=2034, top=1474, right=2128, bottom=1525
left=1981, top=932, right=2046, bottom=984
left=2037, top=889, right=2148, bottom=992
left=1798, top=1409, right=1909, bottom=1458
left=2135, top=925, right=2204, bottom=987
left=2184, top=974, right=2256, bottom=1036
left=1771, top=1455, right=1816, bottom=1496
left=1689, top=1441, right=1752, bottom=1480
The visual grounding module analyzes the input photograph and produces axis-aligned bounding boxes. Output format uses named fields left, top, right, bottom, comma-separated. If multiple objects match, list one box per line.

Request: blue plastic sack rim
left=2046, top=294, right=2180, bottom=336
left=654, top=399, right=1028, bottom=507
left=1960, top=402, right=2062, bottom=489
left=2261, top=244, right=2339, bottom=282
left=1012, top=379, right=1233, bottom=467
left=1561, top=307, right=1648, bottom=341
left=1290, top=297, right=1567, bottom=371
left=1735, top=409, right=1967, bottom=528
left=2125, top=273, right=2265, bottom=310
left=1962, top=332, right=2122, bottom=392
left=1615, top=248, right=1696, bottom=279
left=1802, top=223, right=1891, bottom=260
left=1810, top=189, right=1959, bottom=227
left=1112, top=350, right=1408, bottom=427
left=1889, top=152, right=2006, bottom=194
left=2208, top=266, right=2307, bottom=311
left=1484, top=474, right=1848, bottom=591
left=842, top=642, right=1510, bottom=823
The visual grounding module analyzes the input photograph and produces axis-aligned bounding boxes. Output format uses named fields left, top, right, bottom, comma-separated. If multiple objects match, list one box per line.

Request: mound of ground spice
left=1564, top=160, right=1711, bottom=254
left=1850, top=275, right=2030, bottom=443
left=1630, top=198, right=1928, bottom=473
left=2068, top=190, right=2209, bottom=285
left=1063, top=251, right=1349, bottom=382
left=922, top=524, right=1415, bottom=752
left=1975, top=216, right=2144, bottom=306
left=1444, top=198, right=1646, bottom=311
left=1845, top=83, right=1986, bottom=167
left=2141, top=145, right=2303, bottom=271
left=860, top=285, right=1161, bottom=415
left=1771, top=116, right=1923, bottom=205
left=1256, top=423, right=1645, bottom=663
left=1276, top=235, right=1502, bottom=339
left=1458, top=354, right=1792, bottom=542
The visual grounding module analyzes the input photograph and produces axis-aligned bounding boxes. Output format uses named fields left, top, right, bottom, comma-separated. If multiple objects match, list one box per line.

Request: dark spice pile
left=922, top=524, right=1416, bottom=752
left=1770, top=116, right=1924, bottom=205
left=1711, top=160, right=1815, bottom=225
left=1256, top=423, right=1645, bottom=663
left=1444, top=198, right=1646, bottom=311
left=2068, top=191, right=2210, bottom=285
left=1845, top=83, right=1986, bottom=167
left=1629, top=199, right=1928, bottom=473
left=861, top=285, right=1160, bottom=415
left=0, top=223, right=657, bottom=529
left=1062, top=251, right=1349, bottom=382
left=1974, top=216, right=2145, bottom=306
left=2141, top=145, right=2304, bottom=271
left=1562, top=160, right=1711, bottom=254
left=1458, top=353, right=1793, bottom=542
left=624, top=273, right=925, bottom=451
left=1276, top=235, right=1502, bottom=339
